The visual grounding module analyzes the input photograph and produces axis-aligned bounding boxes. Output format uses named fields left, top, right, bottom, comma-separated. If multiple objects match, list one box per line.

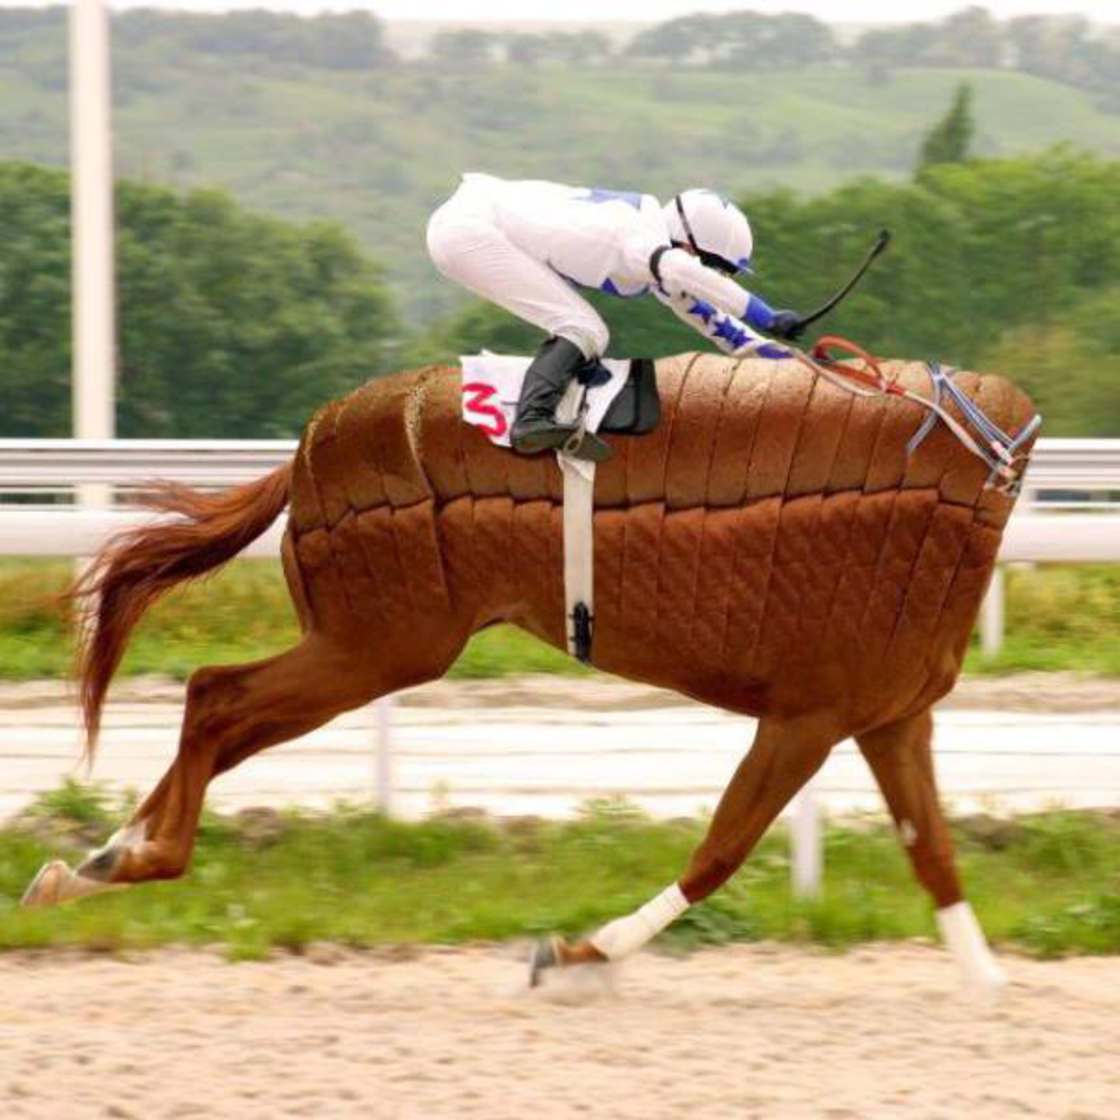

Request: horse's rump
left=288, top=353, right=1036, bottom=727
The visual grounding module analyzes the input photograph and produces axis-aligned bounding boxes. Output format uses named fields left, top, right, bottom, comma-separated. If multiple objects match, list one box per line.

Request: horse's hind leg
left=23, top=633, right=419, bottom=905
left=856, top=708, right=1006, bottom=993
left=531, top=712, right=839, bottom=981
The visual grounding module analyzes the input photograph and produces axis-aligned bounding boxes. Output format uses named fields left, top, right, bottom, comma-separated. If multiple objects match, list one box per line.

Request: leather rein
left=792, top=335, right=1040, bottom=493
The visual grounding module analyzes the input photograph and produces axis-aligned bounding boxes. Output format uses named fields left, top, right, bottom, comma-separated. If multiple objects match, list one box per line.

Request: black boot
left=510, top=336, right=584, bottom=454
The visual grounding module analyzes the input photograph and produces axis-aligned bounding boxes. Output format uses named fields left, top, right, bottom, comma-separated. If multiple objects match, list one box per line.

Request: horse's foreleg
left=856, top=708, right=1006, bottom=993
left=531, top=713, right=838, bottom=982
left=23, top=636, right=382, bottom=907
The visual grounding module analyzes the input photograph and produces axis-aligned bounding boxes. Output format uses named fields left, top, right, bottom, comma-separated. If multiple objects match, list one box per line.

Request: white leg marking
left=589, top=883, right=690, bottom=961
left=100, top=818, right=149, bottom=854
left=21, top=861, right=124, bottom=908
left=936, top=900, right=1008, bottom=993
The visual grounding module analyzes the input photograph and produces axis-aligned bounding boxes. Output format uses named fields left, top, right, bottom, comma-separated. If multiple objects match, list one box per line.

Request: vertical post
left=373, top=695, right=394, bottom=815
left=790, top=780, right=822, bottom=899
left=979, top=565, right=1005, bottom=658
left=71, top=0, right=116, bottom=500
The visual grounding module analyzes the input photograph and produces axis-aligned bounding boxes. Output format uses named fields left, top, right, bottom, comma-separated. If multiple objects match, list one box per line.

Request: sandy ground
left=0, top=943, right=1116, bottom=1120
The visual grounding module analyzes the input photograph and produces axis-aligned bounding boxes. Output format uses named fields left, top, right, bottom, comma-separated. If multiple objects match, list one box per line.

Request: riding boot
left=510, top=336, right=586, bottom=454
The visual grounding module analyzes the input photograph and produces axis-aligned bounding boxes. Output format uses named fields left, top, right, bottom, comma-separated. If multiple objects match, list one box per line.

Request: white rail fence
left=1, top=438, right=1118, bottom=897
left=3, top=438, right=1119, bottom=622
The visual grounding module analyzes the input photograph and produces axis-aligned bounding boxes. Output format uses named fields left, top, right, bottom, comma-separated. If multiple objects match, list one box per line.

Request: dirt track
left=1, top=943, right=1116, bottom=1119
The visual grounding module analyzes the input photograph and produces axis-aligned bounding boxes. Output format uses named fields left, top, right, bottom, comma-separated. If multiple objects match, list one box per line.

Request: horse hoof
left=528, top=936, right=561, bottom=988
left=21, top=860, right=72, bottom=909
left=969, top=961, right=1009, bottom=1002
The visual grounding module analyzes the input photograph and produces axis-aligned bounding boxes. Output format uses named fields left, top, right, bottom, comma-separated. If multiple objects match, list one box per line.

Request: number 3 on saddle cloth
left=460, top=353, right=661, bottom=450
left=460, top=352, right=661, bottom=666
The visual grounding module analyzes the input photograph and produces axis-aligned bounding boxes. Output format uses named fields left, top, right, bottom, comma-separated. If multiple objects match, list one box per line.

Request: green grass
left=0, top=557, right=582, bottom=680
left=2, top=783, right=1117, bottom=958
left=963, top=564, right=1120, bottom=675
left=1, top=558, right=1117, bottom=681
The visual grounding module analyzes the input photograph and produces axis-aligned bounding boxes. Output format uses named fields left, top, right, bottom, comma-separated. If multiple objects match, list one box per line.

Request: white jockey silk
left=427, top=173, right=773, bottom=361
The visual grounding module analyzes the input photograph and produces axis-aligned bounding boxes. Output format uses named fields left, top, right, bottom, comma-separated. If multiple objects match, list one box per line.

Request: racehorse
left=23, top=350, right=1037, bottom=991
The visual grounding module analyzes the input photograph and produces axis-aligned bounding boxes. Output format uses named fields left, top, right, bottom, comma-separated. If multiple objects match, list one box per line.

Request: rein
left=792, top=335, right=1039, bottom=493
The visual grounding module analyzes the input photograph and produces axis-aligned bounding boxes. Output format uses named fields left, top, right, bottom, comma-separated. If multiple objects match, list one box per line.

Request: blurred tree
left=626, top=14, right=709, bottom=63
left=627, top=11, right=834, bottom=68
left=0, top=162, right=399, bottom=438
left=917, top=83, right=975, bottom=171
left=110, top=9, right=394, bottom=70
left=430, top=29, right=500, bottom=68
left=745, top=150, right=1120, bottom=368
left=302, top=12, right=394, bottom=70
left=0, top=161, right=72, bottom=436
left=551, top=31, right=613, bottom=66
left=504, top=30, right=611, bottom=66
left=929, top=7, right=1003, bottom=68
left=980, top=288, right=1120, bottom=436
left=854, top=23, right=932, bottom=69
left=855, top=9, right=1004, bottom=71
left=506, top=32, right=548, bottom=67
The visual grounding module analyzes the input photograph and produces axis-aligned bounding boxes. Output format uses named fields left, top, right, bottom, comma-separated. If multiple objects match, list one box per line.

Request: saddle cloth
left=460, top=353, right=633, bottom=448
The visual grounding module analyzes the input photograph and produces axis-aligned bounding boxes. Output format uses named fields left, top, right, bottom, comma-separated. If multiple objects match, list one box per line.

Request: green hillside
left=1, top=46, right=1117, bottom=319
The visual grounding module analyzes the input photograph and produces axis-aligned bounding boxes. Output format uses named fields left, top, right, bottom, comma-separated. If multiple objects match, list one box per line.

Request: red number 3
left=462, top=381, right=509, bottom=439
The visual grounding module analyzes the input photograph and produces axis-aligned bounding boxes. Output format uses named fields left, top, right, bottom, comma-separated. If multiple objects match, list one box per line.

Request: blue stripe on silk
left=687, top=299, right=717, bottom=324
left=550, top=264, right=649, bottom=299
left=600, top=277, right=649, bottom=298
left=757, top=343, right=789, bottom=360
left=745, top=294, right=775, bottom=331
left=713, top=315, right=751, bottom=351
left=585, top=187, right=643, bottom=210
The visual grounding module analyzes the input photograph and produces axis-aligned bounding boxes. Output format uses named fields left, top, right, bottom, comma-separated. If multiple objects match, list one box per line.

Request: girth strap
left=556, top=379, right=596, bottom=662
left=561, top=457, right=595, bottom=662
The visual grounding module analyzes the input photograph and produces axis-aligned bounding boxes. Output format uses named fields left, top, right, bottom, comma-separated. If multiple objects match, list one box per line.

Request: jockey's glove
left=769, top=310, right=805, bottom=341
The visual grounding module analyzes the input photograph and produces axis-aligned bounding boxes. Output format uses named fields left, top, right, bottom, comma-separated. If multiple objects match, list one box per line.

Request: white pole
left=790, top=781, right=822, bottom=899
left=70, top=0, right=116, bottom=504
left=979, top=565, right=1006, bottom=658
left=373, top=695, right=394, bottom=815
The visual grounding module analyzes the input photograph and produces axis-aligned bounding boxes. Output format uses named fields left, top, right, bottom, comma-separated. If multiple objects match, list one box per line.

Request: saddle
left=595, top=358, right=660, bottom=436
left=460, top=353, right=660, bottom=454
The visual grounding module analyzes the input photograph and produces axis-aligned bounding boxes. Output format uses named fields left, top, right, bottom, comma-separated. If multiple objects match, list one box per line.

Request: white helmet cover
left=663, top=189, right=754, bottom=275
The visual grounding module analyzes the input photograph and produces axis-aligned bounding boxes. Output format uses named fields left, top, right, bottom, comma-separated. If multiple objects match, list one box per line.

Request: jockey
left=426, top=172, right=804, bottom=457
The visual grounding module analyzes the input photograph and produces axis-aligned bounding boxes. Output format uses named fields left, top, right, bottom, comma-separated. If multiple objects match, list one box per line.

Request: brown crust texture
left=288, top=353, right=1036, bottom=733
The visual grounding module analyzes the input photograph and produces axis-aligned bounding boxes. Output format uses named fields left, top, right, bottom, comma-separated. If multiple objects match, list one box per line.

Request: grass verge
left=1, top=783, right=1117, bottom=960
left=1, top=558, right=1119, bottom=681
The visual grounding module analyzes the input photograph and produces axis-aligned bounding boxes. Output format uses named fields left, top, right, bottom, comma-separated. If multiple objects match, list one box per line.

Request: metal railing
left=3, top=438, right=1119, bottom=567
left=0, top=438, right=294, bottom=490
left=2, top=435, right=1118, bottom=499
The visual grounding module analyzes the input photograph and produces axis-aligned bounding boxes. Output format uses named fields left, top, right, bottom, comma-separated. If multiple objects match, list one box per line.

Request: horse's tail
left=72, top=463, right=293, bottom=761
